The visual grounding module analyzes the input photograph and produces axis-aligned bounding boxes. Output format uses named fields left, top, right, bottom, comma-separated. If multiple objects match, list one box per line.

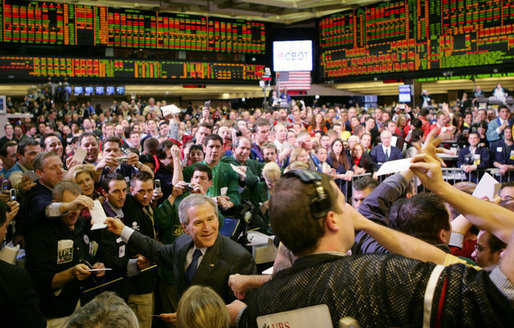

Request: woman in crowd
left=351, top=143, right=377, bottom=175
left=307, top=113, right=328, bottom=134
left=396, top=114, right=410, bottom=138
left=326, top=138, right=354, bottom=194
left=313, top=146, right=333, bottom=175
left=64, top=164, right=103, bottom=223
left=288, top=147, right=309, bottom=165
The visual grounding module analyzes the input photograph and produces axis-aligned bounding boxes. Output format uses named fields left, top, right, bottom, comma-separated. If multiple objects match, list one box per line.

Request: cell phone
left=1, top=181, right=9, bottom=192
left=155, top=179, right=161, bottom=190
left=9, top=189, right=16, bottom=201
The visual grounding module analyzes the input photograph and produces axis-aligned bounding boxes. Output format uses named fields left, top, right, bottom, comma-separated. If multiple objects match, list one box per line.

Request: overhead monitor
left=106, top=86, right=115, bottom=95
left=84, top=86, right=94, bottom=96
left=73, top=86, right=83, bottom=96
left=116, top=86, right=125, bottom=95
left=398, top=85, right=412, bottom=103
left=273, top=40, right=313, bottom=72
left=95, top=86, right=105, bottom=95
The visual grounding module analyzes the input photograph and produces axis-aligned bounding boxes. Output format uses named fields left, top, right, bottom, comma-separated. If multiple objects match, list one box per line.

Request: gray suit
left=128, top=231, right=257, bottom=303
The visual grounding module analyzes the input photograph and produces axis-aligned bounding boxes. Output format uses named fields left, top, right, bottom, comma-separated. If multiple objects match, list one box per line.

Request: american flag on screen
left=277, top=71, right=311, bottom=91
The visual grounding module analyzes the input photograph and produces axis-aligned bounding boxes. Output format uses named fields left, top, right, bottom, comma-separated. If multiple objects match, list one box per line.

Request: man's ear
left=181, top=223, right=188, bottom=233
left=438, top=229, right=450, bottom=245
left=324, top=211, right=340, bottom=233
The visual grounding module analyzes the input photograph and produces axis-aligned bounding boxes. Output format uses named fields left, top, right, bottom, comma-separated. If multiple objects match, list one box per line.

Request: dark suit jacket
left=369, top=145, right=402, bottom=166
left=128, top=231, right=257, bottom=303
left=0, top=260, right=46, bottom=328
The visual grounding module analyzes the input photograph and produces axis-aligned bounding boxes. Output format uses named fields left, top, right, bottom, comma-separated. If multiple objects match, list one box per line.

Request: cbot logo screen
left=273, top=40, right=313, bottom=72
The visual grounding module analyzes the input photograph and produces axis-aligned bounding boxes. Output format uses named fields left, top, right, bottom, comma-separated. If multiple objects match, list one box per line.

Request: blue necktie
left=185, top=249, right=202, bottom=285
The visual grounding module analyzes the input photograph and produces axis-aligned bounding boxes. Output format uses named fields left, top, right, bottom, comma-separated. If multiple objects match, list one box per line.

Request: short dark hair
left=411, top=128, right=425, bottom=143
left=0, top=141, right=17, bottom=157
left=253, top=118, right=270, bottom=133
left=103, top=136, right=121, bottom=149
left=203, top=134, right=223, bottom=147
left=102, top=173, right=126, bottom=193
left=79, top=132, right=98, bottom=145
left=156, top=140, right=176, bottom=160
left=198, top=122, right=213, bottom=131
left=130, top=170, right=153, bottom=186
left=17, top=139, right=39, bottom=156
left=143, top=137, right=159, bottom=152
left=192, top=164, right=212, bottom=180
left=270, top=171, right=341, bottom=256
left=0, top=201, right=9, bottom=226
left=189, top=144, right=204, bottom=155
left=389, top=193, right=450, bottom=245
left=352, top=176, right=379, bottom=192
left=40, top=133, right=61, bottom=149
left=488, top=233, right=507, bottom=253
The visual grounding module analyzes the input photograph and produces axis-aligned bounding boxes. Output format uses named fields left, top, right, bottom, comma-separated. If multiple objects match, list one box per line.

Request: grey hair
left=33, top=151, right=58, bottom=172
left=52, top=181, right=82, bottom=202
left=178, top=194, right=217, bottom=225
left=65, top=291, right=138, bottom=328
left=233, top=136, right=250, bottom=149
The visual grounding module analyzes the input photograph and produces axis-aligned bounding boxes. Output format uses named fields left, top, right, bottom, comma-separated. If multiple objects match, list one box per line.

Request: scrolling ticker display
left=319, top=0, right=514, bottom=80
left=0, top=56, right=266, bottom=82
left=0, top=0, right=265, bottom=54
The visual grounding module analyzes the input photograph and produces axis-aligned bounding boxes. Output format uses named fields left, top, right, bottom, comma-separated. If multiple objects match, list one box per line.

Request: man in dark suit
left=105, top=193, right=257, bottom=323
left=369, top=130, right=402, bottom=167
left=0, top=201, right=46, bottom=328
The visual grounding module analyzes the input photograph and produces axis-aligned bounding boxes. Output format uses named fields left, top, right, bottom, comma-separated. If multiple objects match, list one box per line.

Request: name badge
left=116, top=237, right=123, bottom=244
left=57, top=240, right=74, bottom=264
left=119, top=245, right=126, bottom=258
left=510, top=150, right=514, bottom=160
left=497, top=147, right=503, bottom=152
left=473, top=154, right=481, bottom=166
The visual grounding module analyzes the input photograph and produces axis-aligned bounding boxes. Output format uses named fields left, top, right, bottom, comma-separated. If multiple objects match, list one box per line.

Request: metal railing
left=344, top=169, right=513, bottom=204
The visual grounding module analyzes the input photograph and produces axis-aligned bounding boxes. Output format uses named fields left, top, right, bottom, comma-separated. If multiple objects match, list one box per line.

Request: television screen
left=116, top=86, right=125, bottom=95
left=73, top=86, right=83, bottom=95
left=95, top=86, right=104, bottom=95
left=273, top=40, right=313, bottom=72
left=398, top=85, right=412, bottom=103
left=106, top=86, right=115, bottom=95
left=64, top=86, right=72, bottom=95
left=84, top=86, right=94, bottom=95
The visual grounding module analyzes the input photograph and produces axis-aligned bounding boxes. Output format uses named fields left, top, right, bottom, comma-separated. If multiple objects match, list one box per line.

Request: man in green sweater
left=183, top=134, right=240, bottom=210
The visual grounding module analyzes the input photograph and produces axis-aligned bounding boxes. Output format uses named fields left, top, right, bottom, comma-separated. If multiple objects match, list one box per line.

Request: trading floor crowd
left=0, top=88, right=513, bottom=327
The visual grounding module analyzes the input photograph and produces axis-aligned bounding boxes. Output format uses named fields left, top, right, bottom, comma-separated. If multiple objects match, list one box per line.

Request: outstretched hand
left=104, top=217, right=125, bottom=236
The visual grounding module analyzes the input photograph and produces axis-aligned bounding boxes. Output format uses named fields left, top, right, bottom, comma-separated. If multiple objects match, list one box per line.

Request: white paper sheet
left=161, top=104, right=181, bottom=116
left=472, top=173, right=500, bottom=200
left=376, top=158, right=412, bottom=176
left=72, top=147, right=87, bottom=164
left=90, top=200, right=108, bottom=230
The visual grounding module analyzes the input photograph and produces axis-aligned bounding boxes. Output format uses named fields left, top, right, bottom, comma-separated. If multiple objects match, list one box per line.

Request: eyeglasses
left=473, top=244, right=489, bottom=252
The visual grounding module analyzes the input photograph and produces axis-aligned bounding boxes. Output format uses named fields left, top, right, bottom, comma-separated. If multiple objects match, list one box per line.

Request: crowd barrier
left=340, top=169, right=513, bottom=204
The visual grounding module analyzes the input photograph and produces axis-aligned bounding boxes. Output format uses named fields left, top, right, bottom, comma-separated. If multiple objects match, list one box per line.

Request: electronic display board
left=0, top=56, right=266, bottom=83
left=319, top=0, right=514, bottom=80
left=0, top=0, right=266, bottom=54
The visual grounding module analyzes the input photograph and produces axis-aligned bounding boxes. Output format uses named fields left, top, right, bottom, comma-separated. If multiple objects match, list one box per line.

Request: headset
left=283, top=169, right=332, bottom=219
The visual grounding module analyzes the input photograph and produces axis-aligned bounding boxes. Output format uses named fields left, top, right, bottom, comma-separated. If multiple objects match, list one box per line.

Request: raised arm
left=410, top=153, right=514, bottom=242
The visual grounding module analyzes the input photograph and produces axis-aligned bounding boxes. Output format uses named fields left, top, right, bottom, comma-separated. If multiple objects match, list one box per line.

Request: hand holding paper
left=90, top=200, right=108, bottom=230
